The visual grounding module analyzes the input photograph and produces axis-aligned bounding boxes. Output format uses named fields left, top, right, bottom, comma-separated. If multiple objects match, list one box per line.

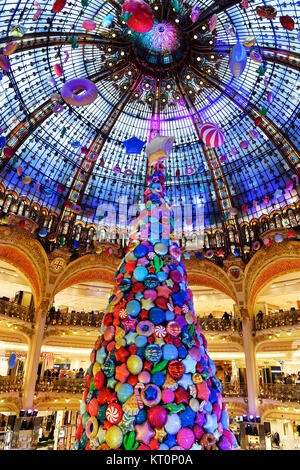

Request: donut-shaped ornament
left=252, top=240, right=261, bottom=251
left=113, top=166, right=121, bottom=173
left=185, top=167, right=195, bottom=175
left=53, top=104, right=64, bottom=113
left=199, top=122, right=225, bottom=148
left=61, top=78, right=98, bottom=107
left=86, top=416, right=98, bottom=439
left=250, top=50, right=262, bottom=63
left=229, top=207, right=238, bottom=216
left=244, top=36, right=257, bottom=48
left=136, top=320, right=155, bottom=337
left=256, top=5, right=277, bottom=19
left=141, top=384, right=161, bottom=407
left=205, top=249, right=214, bottom=258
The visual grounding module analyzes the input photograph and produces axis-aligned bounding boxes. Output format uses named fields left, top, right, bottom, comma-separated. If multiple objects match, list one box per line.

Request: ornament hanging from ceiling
left=123, top=137, right=146, bottom=154
left=199, top=123, right=225, bottom=148
left=121, top=0, right=154, bottom=33
left=229, top=42, right=247, bottom=78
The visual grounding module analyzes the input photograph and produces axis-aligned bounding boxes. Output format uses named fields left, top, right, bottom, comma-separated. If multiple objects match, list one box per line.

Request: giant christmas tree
left=74, top=136, right=238, bottom=451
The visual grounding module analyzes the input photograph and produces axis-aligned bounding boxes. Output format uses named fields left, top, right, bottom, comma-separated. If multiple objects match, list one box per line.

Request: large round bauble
left=119, top=278, right=132, bottom=292
left=127, top=355, right=143, bottom=375
left=122, top=0, right=154, bottom=33
left=144, top=344, right=162, bottom=363
left=106, top=425, right=123, bottom=449
left=154, top=242, right=168, bottom=256
left=166, top=321, right=181, bottom=337
left=199, top=122, right=225, bottom=148
left=148, top=307, right=165, bottom=325
left=165, top=413, right=181, bottom=435
left=144, top=273, right=159, bottom=289
left=134, top=244, right=148, bottom=258
left=177, top=428, right=195, bottom=450
left=117, top=383, right=134, bottom=403
left=126, top=299, right=141, bottom=317
left=147, top=406, right=168, bottom=429
left=161, top=389, right=175, bottom=404
left=163, top=343, right=178, bottom=361
left=167, top=359, right=184, bottom=380
left=274, top=233, right=284, bottom=243
left=133, top=266, right=148, bottom=281
left=229, top=42, right=247, bottom=78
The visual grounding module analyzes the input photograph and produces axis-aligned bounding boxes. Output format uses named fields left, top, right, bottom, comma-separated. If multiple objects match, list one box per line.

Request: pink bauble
left=199, top=122, right=225, bottom=148
left=54, top=64, right=63, bottom=77
left=161, top=389, right=175, bottom=404
left=143, top=289, right=157, bottom=300
left=147, top=406, right=168, bottom=429
left=83, top=19, right=96, bottom=31
left=189, top=346, right=201, bottom=362
left=177, top=428, right=195, bottom=450
left=122, top=0, right=154, bottom=33
left=138, top=370, right=151, bottom=384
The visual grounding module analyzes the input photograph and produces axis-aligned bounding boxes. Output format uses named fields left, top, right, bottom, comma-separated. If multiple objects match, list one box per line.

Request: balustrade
left=198, top=316, right=242, bottom=332
left=259, top=383, right=300, bottom=403
left=46, top=311, right=104, bottom=327
left=0, top=299, right=33, bottom=322
left=254, top=310, right=300, bottom=331
left=0, top=376, right=23, bottom=393
left=222, top=382, right=247, bottom=397
left=35, top=378, right=87, bottom=394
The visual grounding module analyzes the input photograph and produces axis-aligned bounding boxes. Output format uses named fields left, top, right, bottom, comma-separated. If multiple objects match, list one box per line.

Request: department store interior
left=0, top=0, right=299, bottom=452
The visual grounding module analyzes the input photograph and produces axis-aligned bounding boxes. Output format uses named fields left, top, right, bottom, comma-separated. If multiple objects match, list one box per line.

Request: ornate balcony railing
left=254, top=310, right=300, bottom=331
left=0, top=376, right=23, bottom=393
left=222, top=383, right=247, bottom=398
left=35, top=378, right=87, bottom=394
left=259, top=384, right=300, bottom=403
left=0, top=299, right=33, bottom=322
left=46, top=311, right=104, bottom=328
left=198, top=317, right=242, bottom=333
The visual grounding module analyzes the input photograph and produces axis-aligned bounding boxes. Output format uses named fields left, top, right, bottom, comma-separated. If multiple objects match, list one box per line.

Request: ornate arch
left=53, top=252, right=118, bottom=295
left=185, top=259, right=238, bottom=303
left=0, top=227, right=49, bottom=310
left=243, top=240, right=300, bottom=315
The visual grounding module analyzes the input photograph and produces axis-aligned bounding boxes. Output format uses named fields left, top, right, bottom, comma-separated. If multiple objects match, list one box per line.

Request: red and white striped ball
left=106, top=403, right=123, bottom=424
left=199, top=122, right=225, bottom=148
left=154, top=325, right=167, bottom=338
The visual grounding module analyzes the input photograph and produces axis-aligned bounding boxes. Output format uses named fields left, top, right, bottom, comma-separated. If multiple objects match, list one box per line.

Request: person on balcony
left=256, top=310, right=264, bottom=327
left=208, top=313, right=214, bottom=319
left=222, top=311, right=231, bottom=325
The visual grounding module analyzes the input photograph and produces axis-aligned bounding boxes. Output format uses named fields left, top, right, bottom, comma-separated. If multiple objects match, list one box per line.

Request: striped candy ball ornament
left=199, top=122, right=225, bottom=148
left=154, top=325, right=167, bottom=338
left=106, top=403, right=123, bottom=424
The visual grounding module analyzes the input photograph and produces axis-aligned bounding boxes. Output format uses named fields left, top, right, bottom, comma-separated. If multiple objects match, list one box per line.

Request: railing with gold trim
left=254, top=310, right=300, bottom=331
left=35, top=378, right=87, bottom=394
left=198, top=316, right=242, bottom=333
left=259, top=384, right=300, bottom=403
left=0, top=299, right=33, bottom=322
left=46, top=311, right=104, bottom=327
left=0, top=376, right=23, bottom=393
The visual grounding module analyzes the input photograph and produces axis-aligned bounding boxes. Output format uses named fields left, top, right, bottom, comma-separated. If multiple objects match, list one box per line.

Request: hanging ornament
left=229, top=42, right=247, bottom=78
left=280, top=15, right=294, bottom=31
left=199, top=122, right=225, bottom=148
left=191, top=6, right=200, bottom=23
left=121, top=0, right=154, bottom=33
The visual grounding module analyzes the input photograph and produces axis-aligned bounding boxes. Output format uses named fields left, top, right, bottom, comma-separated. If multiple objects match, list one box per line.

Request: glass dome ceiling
left=0, top=0, right=299, bottom=235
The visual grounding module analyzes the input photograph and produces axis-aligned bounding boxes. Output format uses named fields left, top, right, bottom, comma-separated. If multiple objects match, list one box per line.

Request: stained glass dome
left=0, top=0, right=299, bottom=257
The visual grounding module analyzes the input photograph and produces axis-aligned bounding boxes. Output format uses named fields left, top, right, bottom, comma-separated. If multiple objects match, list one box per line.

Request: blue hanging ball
left=133, top=266, right=148, bottom=282
left=163, top=343, right=178, bottom=360
left=133, top=244, right=148, bottom=258
left=38, top=228, right=48, bottom=238
left=119, top=278, right=132, bottom=292
left=73, top=240, right=80, bottom=249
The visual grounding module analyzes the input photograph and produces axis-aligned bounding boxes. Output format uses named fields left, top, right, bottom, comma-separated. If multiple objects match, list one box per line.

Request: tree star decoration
left=135, top=421, right=155, bottom=445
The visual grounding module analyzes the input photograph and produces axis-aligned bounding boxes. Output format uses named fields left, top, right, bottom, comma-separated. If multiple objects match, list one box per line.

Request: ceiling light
left=120, top=51, right=125, bottom=56
left=186, top=74, right=191, bottom=79
left=154, top=5, right=159, bottom=9
left=175, top=18, right=179, bottom=23
left=193, top=35, right=198, bottom=39
left=197, top=57, right=201, bottom=62
left=210, top=55, right=214, bottom=59
left=202, top=26, right=206, bottom=30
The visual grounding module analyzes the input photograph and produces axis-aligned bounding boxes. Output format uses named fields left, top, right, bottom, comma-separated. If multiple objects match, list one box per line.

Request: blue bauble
left=152, top=371, right=165, bottom=387
left=136, top=409, right=147, bottom=424
left=165, top=310, right=175, bottom=321
left=135, top=335, right=148, bottom=348
left=154, top=242, right=168, bottom=256
left=204, top=401, right=213, bottom=413
left=119, top=278, right=132, bottom=292
left=117, top=383, right=134, bottom=403
left=144, top=274, right=159, bottom=289
left=134, top=244, right=148, bottom=258
left=178, top=346, right=188, bottom=358
left=144, top=344, right=162, bottom=363
left=221, top=410, right=230, bottom=430
left=163, top=343, right=178, bottom=360
left=157, top=271, right=167, bottom=282
left=149, top=307, right=165, bottom=325
left=133, top=266, right=148, bottom=281
left=126, top=299, right=141, bottom=317
left=8, top=353, right=16, bottom=369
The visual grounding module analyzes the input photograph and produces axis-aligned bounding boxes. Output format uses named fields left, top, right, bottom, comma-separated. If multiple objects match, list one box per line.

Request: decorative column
left=240, top=308, right=259, bottom=416
left=22, top=299, right=49, bottom=410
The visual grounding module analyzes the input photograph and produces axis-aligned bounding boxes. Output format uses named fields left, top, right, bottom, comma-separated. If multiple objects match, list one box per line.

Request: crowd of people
left=47, top=306, right=103, bottom=325
left=41, top=368, right=86, bottom=381
left=277, top=372, right=300, bottom=385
